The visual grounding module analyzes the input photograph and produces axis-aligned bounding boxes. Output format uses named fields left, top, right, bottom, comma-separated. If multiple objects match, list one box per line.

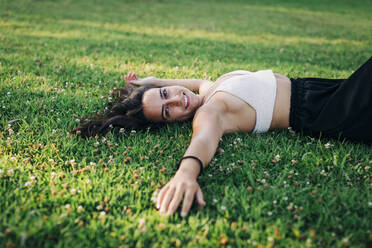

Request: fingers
left=181, top=187, right=197, bottom=217
left=156, top=184, right=169, bottom=209
left=156, top=179, right=204, bottom=217
left=124, top=72, right=138, bottom=83
left=159, top=187, right=175, bottom=214
left=196, top=187, right=206, bottom=206
left=166, top=184, right=185, bottom=216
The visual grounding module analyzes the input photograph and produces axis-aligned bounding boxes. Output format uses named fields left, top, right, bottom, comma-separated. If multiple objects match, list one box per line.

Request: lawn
left=0, top=0, right=371, bottom=247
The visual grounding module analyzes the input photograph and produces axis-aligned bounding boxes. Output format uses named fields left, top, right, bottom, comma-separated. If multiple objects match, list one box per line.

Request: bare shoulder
left=199, top=91, right=257, bottom=134
left=191, top=94, right=231, bottom=136
left=196, top=94, right=228, bottom=117
left=199, top=80, right=215, bottom=95
left=193, top=97, right=225, bottom=123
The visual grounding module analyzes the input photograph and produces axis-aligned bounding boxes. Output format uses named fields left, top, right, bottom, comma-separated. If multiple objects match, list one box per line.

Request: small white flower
left=70, top=188, right=77, bottom=194
left=267, top=211, right=273, bottom=216
left=86, top=179, right=91, bottom=184
left=283, top=196, right=288, bottom=201
left=275, top=154, right=280, bottom=161
left=341, top=237, right=349, bottom=245
left=119, top=128, right=125, bottom=133
left=96, top=205, right=103, bottom=210
left=51, top=172, right=56, bottom=177
left=30, top=176, right=36, bottom=181
left=268, top=236, right=274, bottom=242
left=77, top=205, right=84, bottom=213
left=138, top=218, right=146, bottom=228
left=25, top=181, right=32, bottom=187
left=65, top=204, right=71, bottom=210
left=220, top=205, right=226, bottom=211
left=94, top=142, right=99, bottom=147
left=89, top=162, right=97, bottom=166
left=273, top=200, right=277, bottom=204
left=7, top=169, right=14, bottom=176
left=151, top=191, right=158, bottom=203
left=100, top=211, right=106, bottom=217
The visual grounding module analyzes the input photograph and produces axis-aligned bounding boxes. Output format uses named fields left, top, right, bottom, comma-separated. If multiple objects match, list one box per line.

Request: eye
left=163, top=89, right=168, bottom=98
left=165, top=106, right=170, bottom=117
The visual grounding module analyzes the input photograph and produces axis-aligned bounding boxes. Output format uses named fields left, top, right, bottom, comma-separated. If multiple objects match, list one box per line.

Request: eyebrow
left=159, top=89, right=166, bottom=121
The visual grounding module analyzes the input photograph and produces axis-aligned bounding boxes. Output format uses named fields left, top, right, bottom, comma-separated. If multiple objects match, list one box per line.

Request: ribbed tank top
left=205, top=70, right=277, bottom=133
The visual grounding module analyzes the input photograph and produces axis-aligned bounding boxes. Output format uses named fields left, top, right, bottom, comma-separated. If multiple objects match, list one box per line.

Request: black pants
left=290, top=57, right=372, bottom=145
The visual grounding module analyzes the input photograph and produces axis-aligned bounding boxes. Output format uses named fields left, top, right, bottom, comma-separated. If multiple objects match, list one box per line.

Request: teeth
left=184, top=95, right=188, bottom=108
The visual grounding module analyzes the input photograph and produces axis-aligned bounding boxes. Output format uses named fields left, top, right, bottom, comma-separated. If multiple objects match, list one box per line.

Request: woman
left=73, top=57, right=372, bottom=217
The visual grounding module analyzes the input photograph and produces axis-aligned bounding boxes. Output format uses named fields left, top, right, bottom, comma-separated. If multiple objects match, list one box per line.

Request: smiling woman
left=142, top=86, right=203, bottom=122
left=72, top=57, right=372, bottom=216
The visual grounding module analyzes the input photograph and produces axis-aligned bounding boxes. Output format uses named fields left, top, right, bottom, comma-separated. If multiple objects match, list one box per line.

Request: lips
left=183, top=93, right=189, bottom=109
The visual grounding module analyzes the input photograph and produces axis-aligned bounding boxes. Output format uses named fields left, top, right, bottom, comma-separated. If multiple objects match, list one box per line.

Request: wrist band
left=176, top=156, right=203, bottom=176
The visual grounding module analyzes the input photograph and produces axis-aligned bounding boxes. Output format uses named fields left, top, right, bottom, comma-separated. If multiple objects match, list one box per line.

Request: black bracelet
left=176, top=156, right=203, bottom=176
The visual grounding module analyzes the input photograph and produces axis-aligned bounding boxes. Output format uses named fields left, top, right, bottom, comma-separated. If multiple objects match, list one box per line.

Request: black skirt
left=289, top=57, right=372, bottom=145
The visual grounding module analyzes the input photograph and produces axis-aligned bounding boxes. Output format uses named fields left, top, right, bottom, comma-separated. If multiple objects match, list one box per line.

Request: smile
left=183, top=93, right=189, bottom=109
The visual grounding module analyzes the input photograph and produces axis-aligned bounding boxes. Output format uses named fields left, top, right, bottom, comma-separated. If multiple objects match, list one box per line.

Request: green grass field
left=1, top=0, right=372, bottom=247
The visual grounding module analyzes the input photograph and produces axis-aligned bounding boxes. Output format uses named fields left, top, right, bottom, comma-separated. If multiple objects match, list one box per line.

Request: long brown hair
left=71, top=85, right=160, bottom=138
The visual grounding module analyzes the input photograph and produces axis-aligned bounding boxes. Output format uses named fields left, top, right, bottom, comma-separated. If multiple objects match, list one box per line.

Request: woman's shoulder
left=216, top=70, right=253, bottom=83
left=196, top=93, right=229, bottom=119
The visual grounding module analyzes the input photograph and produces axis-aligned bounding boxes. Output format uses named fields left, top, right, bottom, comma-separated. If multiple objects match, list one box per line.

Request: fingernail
left=156, top=204, right=160, bottom=209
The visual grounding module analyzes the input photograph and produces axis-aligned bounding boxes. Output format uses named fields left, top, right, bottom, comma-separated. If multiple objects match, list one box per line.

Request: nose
left=165, top=94, right=183, bottom=106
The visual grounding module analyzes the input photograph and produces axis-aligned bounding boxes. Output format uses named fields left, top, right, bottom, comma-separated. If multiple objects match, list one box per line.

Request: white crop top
left=205, top=70, right=277, bottom=133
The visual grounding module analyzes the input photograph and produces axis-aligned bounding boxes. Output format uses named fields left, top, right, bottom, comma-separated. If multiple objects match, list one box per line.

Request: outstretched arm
left=125, top=72, right=213, bottom=93
left=156, top=107, right=225, bottom=216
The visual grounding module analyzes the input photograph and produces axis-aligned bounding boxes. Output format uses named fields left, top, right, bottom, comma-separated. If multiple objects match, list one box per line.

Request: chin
left=179, top=114, right=193, bottom=122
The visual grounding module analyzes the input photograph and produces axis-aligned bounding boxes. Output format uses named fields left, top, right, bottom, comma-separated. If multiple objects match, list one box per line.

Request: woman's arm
left=156, top=106, right=225, bottom=216
left=125, top=72, right=213, bottom=93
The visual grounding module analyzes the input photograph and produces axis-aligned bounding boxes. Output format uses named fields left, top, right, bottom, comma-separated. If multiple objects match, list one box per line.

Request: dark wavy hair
left=71, top=85, right=160, bottom=138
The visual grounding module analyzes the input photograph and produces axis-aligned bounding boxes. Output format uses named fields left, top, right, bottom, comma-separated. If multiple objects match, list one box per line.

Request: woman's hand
left=156, top=171, right=205, bottom=217
left=124, top=72, right=158, bottom=87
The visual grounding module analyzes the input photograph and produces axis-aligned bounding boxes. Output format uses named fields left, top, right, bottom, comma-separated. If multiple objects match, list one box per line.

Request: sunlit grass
left=1, top=0, right=372, bottom=247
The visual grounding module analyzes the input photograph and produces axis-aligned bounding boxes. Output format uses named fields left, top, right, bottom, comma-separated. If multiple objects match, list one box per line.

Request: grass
left=0, top=0, right=371, bottom=247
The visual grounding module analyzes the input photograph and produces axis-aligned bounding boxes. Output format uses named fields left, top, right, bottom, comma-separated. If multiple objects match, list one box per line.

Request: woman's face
left=142, top=86, right=202, bottom=122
